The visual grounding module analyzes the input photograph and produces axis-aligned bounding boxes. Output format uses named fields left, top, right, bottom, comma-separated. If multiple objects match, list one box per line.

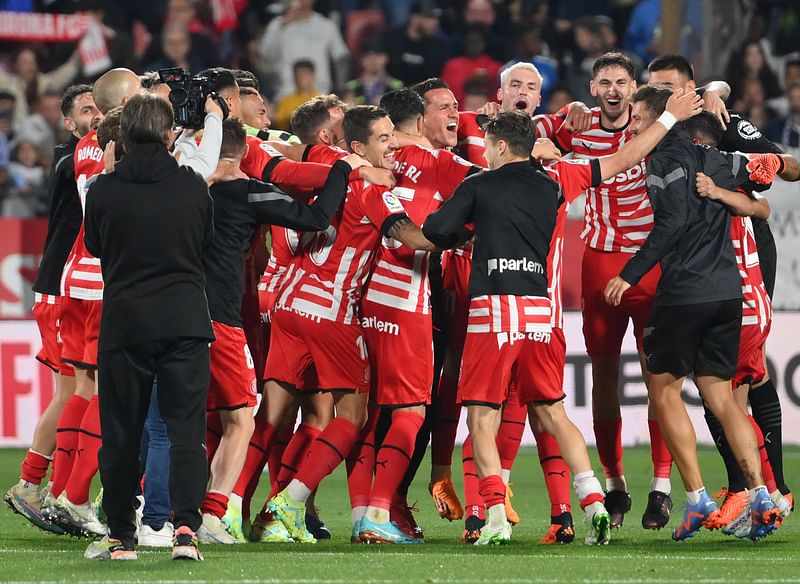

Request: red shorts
left=60, top=297, right=101, bottom=369
left=458, top=328, right=564, bottom=407
left=581, top=246, right=660, bottom=356
left=264, top=309, right=369, bottom=393
left=32, top=293, right=75, bottom=376
left=208, top=321, right=258, bottom=411
left=362, top=300, right=433, bottom=406
left=441, top=250, right=471, bottom=357
left=733, top=323, right=770, bottom=388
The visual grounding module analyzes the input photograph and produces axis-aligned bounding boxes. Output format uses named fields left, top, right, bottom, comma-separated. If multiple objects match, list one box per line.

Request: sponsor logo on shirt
left=487, top=257, right=544, bottom=276
left=737, top=119, right=762, bottom=141
left=382, top=192, right=405, bottom=214
left=496, top=330, right=551, bottom=349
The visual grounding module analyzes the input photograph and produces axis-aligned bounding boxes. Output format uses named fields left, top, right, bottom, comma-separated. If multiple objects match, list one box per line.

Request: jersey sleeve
left=456, top=112, right=487, bottom=166
left=435, top=149, right=479, bottom=200
left=720, top=112, right=784, bottom=155
left=303, top=144, right=348, bottom=164
left=548, top=158, right=602, bottom=203
left=240, top=139, right=284, bottom=181
left=422, top=178, right=477, bottom=248
left=357, top=184, right=410, bottom=236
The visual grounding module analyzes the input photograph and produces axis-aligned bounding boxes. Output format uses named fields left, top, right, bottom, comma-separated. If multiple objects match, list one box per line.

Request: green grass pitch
left=1, top=445, right=798, bottom=583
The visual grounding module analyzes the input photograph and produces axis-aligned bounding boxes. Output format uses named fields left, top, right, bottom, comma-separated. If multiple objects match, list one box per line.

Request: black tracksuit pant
left=97, top=337, right=210, bottom=542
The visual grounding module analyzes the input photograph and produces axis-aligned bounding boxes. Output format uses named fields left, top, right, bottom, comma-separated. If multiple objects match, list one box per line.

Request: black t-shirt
left=33, top=136, right=83, bottom=295
left=423, top=159, right=558, bottom=299
left=620, top=130, right=755, bottom=306
left=205, top=162, right=350, bottom=326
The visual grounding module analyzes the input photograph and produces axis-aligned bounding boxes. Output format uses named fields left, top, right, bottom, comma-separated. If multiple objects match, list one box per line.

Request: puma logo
left=548, top=471, right=567, bottom=478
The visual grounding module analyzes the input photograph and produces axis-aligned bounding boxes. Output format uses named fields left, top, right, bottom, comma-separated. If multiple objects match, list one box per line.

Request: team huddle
left=3, top=50, right=799, bottom=561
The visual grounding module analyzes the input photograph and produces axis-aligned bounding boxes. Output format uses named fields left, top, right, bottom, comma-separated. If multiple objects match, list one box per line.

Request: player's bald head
left=92, top=68, right=142, bottom=114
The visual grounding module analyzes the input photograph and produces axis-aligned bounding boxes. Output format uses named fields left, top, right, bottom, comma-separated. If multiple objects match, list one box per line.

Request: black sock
left=703, top=404, right=746, bottom=492
left=749, top=379, right=789, bottom=494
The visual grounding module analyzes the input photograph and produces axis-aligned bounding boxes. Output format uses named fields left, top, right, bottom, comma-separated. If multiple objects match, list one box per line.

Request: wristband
left=657, top=111, right=677, bottom=131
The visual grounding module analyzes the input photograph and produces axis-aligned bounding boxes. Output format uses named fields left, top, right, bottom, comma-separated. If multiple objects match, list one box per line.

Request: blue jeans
left=140, top=380, right=171, bottom=530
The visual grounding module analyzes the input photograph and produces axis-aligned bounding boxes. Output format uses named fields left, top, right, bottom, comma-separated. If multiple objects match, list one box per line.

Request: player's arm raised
left=597, top=89, right=703, bottom=181
left=696, top=172, right=770, bottom=219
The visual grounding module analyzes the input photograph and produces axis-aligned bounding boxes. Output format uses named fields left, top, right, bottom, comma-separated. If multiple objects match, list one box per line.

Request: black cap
left=410, top=0, right=443, bottom=18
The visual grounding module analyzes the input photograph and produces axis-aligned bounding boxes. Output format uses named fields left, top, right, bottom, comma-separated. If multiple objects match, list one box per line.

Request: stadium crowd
left=1, top=0, right=799, bottom=562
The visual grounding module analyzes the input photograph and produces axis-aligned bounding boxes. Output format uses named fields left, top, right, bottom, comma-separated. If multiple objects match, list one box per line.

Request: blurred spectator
left=384, top=1, right=449, bottom=86
left=504, top=26, right=558, bottom=112
left=258, top=0, right=350, bottom=100
left=0, top=46, right=80, bottom=133
left=5, top=138, right=47, bottom=217
left=765, top=81, right=800, bottom=152
left=17, top=90, right=69, bottom=158
left=441, top=26, right=502, bottom=105
left=726, top=40, right=783, bottom=104
left=546, top=84, right=574, bottom=114
left=273, top=59, right=321, bottom=131
left=146, top=25, right=207, bottom=74
left=343, top=38, right=403, bottom=106
left=80, top=0, right=140, bottom=71
left=379, top=0, right=417, bottom=28
left=0, top=91, right=18, bottom=145
left=595, top=15, right=643, bottom=74
left=451, top=0, right=510, bottom=62
left=144, top=0, right=220, bottom=75
left=623, top=0, right=659, bottom=63
left=565, top=16, right=612, bottom=106
left=767, top=54, right=800, bottom=117
left=460, top=74, right=492, bottom=111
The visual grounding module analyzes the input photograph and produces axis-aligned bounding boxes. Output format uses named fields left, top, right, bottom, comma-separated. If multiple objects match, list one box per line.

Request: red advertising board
left=0, top=218, right=48, bottom=320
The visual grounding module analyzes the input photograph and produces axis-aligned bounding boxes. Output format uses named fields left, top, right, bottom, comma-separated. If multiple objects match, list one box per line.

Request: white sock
left=29, top=448, right=53, bottom=460
left=365, top=506, right=390, bottom=524
left=748, top=485, right=768, bottom=503
left=286, top=479, right=312, bottom=503
left=650, top=477, right=671, bottom=495
left=487, top=503, right=507, bottom=529
left=500, top=469, right=511, bottom=484
left=351, top=506, right=367, bottom=525
left=605, top=476, right=627, bottom=492
left=685, top=487, right=706, bottom=505
left=574, top=471, right=604, bottom=503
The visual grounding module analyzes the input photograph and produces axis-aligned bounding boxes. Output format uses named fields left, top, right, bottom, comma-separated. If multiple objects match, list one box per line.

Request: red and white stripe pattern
left=466, top=294, right=551, bottom=334
left=34, top=292, right=58, bottom=305
left=556, top=108, right=652, bottom=253
left=365, top=248, right=431, bottom=314
left=731, top=216, right=771, bottom=330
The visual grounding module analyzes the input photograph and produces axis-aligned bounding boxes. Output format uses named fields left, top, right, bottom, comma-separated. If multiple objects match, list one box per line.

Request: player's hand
left=696, top=172, right=722, bottom=199
left=532, top=138, right=561, bottom=162
left=358, top=166, right=396, bottom=188
left=477, top=101, right=501, bottom=116
left=103, top=140, right=116, bottom=173
left=205, top=94, right=224, bottom=119
left=604, top=276, right=631, bottom=307
left=703, top=90, right=731, bottom=131
left=564, top=102, right=592, bottom=133
left=665, top=88, right=704, bottom=122
left=342, top=152, right=370, bottom=170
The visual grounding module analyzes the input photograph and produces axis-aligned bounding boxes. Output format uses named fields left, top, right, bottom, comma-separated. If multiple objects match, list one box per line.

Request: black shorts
left=643, top=299, right=741, bottom=379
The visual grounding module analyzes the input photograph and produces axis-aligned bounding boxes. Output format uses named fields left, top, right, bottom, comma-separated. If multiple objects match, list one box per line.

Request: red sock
left=478, top=474, right=506, bottom=508
left=648, top=418, right=672, bottom=479
left=206, top=411, right=223, bottom=465
left=462, top=437, right=484, bottom=519
left=232, top=418, right=275, bottom=519
left=50, top=394, right=89, bottom=497
left=593, top=418, right=624, bottom=479
left=430, top=373, right=461, bottom=466
left=275, top=424, right=320, bottom=493
left=66, top=395, right=101, bottom=505
left=346, top=409, right=379, bottom=509
left=294, top=417, right=359, bottom=493
left=368, top=411, right=424, bottom=509
left=21, top=450, right=51, bottom=485
left=269, top=425, right=294, bottom=491
left=749, top=415, right=778, bottom=492
left=201, top=490, right=229, bottom=519
left=497, top=400, right=527, bottom=471
left=533, top=428, right=572, bottom=516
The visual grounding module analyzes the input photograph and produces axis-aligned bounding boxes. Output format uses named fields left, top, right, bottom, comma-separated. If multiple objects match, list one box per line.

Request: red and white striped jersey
left=240, top=135, right=331, bottom=191
left=551, top=107, right=652, bottom=253
left=275, top=178, right=408, bottom=324
left=466, top=295, right=552, bottom=334
left=544, top=158, right=601, bottom=328
left=364, top=145, right=474, bottom=314
left=731, top=216, right=771, bottom=330
left=60, top=130, right=104, bottom=301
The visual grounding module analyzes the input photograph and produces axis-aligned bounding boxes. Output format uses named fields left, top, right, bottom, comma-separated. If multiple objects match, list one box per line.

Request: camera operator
left=83, top=93, right=214, bottom=562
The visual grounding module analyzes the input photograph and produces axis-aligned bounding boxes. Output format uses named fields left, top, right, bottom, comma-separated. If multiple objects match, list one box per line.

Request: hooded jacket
left=84, top=142, right=215, bottom=351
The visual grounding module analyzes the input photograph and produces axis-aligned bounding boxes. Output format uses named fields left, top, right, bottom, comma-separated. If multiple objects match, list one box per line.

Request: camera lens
left=169, top=88, right=188, bottom=107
